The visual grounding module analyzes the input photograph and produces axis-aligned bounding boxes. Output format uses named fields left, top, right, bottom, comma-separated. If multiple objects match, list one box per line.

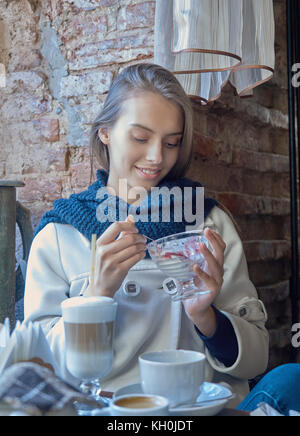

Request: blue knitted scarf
left=35, top=169, right=218, bottom=257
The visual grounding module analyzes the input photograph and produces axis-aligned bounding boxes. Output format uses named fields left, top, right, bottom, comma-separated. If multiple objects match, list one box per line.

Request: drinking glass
left=61, top=296, right=117, bottom=416
left=147, top=230, right=212, bottom=301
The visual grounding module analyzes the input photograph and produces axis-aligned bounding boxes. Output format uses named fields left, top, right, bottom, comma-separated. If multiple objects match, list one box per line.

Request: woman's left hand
left=182, top=228, right=226, bottom=337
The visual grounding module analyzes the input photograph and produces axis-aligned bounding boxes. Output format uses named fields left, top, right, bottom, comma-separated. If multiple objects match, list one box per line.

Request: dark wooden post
left=0, top=181, right=24, bottom=328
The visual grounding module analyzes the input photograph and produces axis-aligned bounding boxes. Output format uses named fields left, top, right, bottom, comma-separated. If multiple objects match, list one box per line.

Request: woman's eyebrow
left=130, top=123, right=183, bottom=136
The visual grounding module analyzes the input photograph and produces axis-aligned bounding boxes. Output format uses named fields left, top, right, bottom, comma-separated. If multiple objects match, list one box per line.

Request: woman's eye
left=134, top=137, right=148, bottom=143
left=165, top=142, right=179, bottom=148
left=133, top=136, right=180, bottom=147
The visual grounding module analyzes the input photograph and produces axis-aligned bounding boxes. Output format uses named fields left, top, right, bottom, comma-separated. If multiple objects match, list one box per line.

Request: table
left=101, top=392, right=250, bottom=417
left=218, top=409, right=250, bottom=416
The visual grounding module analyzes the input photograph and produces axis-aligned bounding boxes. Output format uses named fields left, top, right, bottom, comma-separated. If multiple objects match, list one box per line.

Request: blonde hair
left=89, top=63, right=194, bottom=183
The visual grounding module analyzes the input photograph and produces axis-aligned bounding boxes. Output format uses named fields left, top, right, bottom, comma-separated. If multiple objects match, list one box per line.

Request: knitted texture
left=35, top=169, right=218, bottom=256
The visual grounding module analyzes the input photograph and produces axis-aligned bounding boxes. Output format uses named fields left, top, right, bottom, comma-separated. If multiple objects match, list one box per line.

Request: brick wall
left=0, top=0, right=297, bottom=369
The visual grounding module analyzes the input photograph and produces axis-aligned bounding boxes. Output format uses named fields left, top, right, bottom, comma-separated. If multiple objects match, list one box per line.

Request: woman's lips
left=135, top=166, right=162, bottom=180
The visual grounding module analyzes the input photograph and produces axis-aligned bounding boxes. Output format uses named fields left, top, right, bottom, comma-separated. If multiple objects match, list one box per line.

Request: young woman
left=24, top=63, right=269, bottom=408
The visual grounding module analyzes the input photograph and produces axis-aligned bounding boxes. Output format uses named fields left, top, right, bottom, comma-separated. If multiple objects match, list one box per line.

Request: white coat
left=24, top=206, right=269, bottom=407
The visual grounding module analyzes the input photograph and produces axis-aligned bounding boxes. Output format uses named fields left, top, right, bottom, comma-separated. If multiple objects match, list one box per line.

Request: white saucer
left=113, top=382, right=232, bottom=416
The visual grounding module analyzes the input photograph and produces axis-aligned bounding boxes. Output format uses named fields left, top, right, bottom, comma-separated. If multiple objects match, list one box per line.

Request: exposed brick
left=253, top=85, right=288, bottom=115
left=0, top=93, right=52, bottom=122
left=18, top=177, right=63, bottom=203
left=67, top=94, right=105, bottom=124
left=232, top=148, right=289, bottom=173
left=243, top=241, right=290, bottom=262
left=100, top=0, right=118, bottom=6
left=66, top=0, right=118, bottom=10
left=69, top=32, right=153, bottom=69
left=215, top=192, right=290, bottom=217
left=193, top=134, right=233, bottom=164
left=1, top=0, right=41, bottom=72
left=20, top=145, right=68, bottom=175
left=32, top=118, right=60, bottom=142
left=70, top=160, right=92, bottom=191
left=269, top=325, right=292, bottom=349
left=60, top=70, right=113, bottom=98
left=117, top=2, right=155, bottom=31
left=248, top=258, right=290, bottom=287
left=67, top=146, right=92, bottom=191
left=206, top=113, right=274, bottom=153
left=257, top=281, right=290, bottom=305
left=237, top=216, right=289, bottom=241
left=44, top=0, right=63, bottom=21
left=60, top=12, right=108, bottom=46
left=269, top=128, right=290, bottom=155
left=187, top=160, right=290, bottom=198
left=4, top=71, right=45, bottom=93
left=266, top=299, right=292, bottom=330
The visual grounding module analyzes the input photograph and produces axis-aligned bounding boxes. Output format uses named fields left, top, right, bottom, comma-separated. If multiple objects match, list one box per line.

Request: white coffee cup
left=139, top=349, right=206, bottom=405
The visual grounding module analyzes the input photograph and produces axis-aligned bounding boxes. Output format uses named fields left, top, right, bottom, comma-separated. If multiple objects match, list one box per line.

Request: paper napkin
left=0, top=319, right=58, bottom=376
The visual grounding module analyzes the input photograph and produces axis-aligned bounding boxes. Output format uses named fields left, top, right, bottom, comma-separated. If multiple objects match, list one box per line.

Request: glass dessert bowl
left=147, top=230, right=212, bottom=301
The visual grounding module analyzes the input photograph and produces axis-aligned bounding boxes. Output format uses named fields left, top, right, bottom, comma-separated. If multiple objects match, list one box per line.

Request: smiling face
left=98, top=91, right=184, bottom=204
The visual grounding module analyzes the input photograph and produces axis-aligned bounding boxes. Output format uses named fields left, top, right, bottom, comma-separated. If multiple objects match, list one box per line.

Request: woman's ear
left=98, top=127, right=110, bottom=145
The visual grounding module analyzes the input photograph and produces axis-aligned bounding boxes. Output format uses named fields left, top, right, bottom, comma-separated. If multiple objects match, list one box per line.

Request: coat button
left=123, top=280, right=141, bottom=297
left=162, top=278, right=179, bottom=297
left=239, top=306, right=247, bottom=317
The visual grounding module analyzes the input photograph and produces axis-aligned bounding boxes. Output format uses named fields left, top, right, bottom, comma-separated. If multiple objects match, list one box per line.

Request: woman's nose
left=146, top=141, right=163, bottom=164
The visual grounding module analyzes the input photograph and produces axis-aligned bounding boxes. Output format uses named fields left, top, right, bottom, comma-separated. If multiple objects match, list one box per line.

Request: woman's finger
left=205, top=228, right=226, bottom=251
left=210, top=230, right=226, bottom=249
left=99, top=233, right=147, bottom=257
left=97, top=221, right=139, bottom=245
left=193, top=264, right=218, bottom=291
left=204, top=228, right=226, bottom=266
left=200, top=243, right=224, bottom=284
left=110, top=241, right=147, bottom=264
left=116, top=215, right=136, bottom=241
left=118, top=250, right=147, bottom=271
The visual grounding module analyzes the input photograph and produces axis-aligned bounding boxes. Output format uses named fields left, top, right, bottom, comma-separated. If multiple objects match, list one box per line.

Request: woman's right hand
left=85, top=219, right=147, bottom=298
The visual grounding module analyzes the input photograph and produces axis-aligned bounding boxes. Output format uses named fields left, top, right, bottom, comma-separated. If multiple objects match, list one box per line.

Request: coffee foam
left=61, top=296, right=117, bottom=323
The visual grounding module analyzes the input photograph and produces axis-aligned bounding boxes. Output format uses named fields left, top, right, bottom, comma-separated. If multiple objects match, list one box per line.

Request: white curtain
left=154, top=0, right=275, bottom=104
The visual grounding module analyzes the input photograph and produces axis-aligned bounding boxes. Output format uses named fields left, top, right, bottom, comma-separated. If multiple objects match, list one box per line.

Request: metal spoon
left=142, top=235, right=156, bottom=243
left=170, top=394, right=236, bottom=409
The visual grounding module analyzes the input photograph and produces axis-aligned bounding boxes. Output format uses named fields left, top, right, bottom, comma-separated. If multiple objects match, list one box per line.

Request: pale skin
left=85, top=91, right=226, bottom=337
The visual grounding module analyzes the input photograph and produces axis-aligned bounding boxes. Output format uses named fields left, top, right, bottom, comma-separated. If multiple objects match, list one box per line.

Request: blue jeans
left=237, top=364, right=300, bottom=416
